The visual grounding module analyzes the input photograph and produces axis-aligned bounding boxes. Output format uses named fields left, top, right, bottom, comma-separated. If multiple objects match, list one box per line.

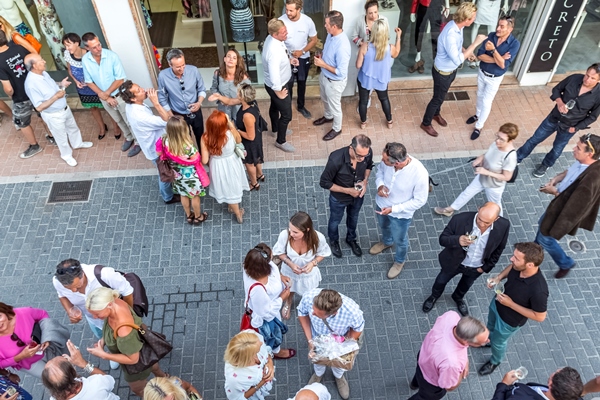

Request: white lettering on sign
left=553, top=25, right=562, bottom=35
left=564, top=0, right=573, bottom=7
left=541, top=51, right=553, bottom=61
left=558, top=11, right=568, bottom=22
left=548, top=38, right=558, bottom=48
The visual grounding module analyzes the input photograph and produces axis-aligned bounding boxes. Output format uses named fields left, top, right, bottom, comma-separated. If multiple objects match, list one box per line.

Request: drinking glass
left=487, top=273, right=499, bottom=288
left=354, top=180, right=363, bottom=191
left=68, top=306, right=82, bottom=319
left=565, top=99, right=576, bottom=110
left=514, top=366, right=528, bottom=380
left=87, top=339, right=99, bottom=350
left=494, top=281, right=505, bottom=295
left=187, top=104, right=196, bottom=119
left=291, top=57, right=299, bottom=73
left=314, top=50, right=322, bottom=59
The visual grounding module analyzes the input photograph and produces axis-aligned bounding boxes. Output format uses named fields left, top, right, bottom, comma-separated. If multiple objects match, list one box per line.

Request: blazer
left=491, top=382, right=548, bottom=400
left=438, top=211, right=510, bottom=274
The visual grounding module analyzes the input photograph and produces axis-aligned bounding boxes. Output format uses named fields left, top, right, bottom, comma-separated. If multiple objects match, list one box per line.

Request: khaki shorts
left=12, top=100, right=33, bottom=129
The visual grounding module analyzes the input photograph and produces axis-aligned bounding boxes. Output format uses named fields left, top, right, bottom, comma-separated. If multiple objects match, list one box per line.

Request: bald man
left=23, top=53, right=92, bottom=167
left=423, top=202, right=510, bottom=316
left=288, top=382, right=331, bottom=400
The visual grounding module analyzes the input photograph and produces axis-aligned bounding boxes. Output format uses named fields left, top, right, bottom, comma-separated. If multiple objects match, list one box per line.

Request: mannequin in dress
left=32, top=0, right=66, bottom=70
left=471, top=0, right=509, bottom=45
left=0, top=0, right=40, bottom=39
left=409, top=0, right=450, bottom=73
left=230, top=0, right=255, bottom=43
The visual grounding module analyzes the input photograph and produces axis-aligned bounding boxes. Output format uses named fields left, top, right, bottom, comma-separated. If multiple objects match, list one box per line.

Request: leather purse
left=113, top=322, right=173, bottom=375
left=240, top=282, right=265, bottom=332
left=157, top=158, right=175, bottom=183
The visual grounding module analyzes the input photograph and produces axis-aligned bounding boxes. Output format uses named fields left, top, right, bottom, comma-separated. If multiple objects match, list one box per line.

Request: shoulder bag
left=113, top=322, right=173, bottom=375
left=504, top=149, right=518, bottom=183
left=240, top=282, right=265, bottom=332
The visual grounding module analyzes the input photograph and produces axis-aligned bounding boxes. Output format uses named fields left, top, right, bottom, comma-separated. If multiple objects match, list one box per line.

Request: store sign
left=528, top=0, right=586, bottom=73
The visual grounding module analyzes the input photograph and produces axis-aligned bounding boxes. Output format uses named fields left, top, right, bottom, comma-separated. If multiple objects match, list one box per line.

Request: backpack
left=93, top=265, right=149, bottom=317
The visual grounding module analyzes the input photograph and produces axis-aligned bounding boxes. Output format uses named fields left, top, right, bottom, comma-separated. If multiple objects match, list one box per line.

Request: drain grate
left=444, top=91, right=470, bottom=102
left=48, top=180, right=93, bottom=203
left=567, top=239, right=586, bottom=253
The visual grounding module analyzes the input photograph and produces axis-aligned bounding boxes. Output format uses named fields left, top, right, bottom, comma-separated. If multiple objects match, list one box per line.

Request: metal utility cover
left=454, top=91, right=470, bottom=101
left=48, top=180, right=93, bottom=203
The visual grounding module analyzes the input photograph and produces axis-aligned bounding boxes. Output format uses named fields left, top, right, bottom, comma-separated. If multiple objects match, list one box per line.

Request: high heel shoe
left=257, top=174, right=265, bottom=182
left=250, top=182, right=260, bottom=191
left=98, top=124, right=108, bottom=140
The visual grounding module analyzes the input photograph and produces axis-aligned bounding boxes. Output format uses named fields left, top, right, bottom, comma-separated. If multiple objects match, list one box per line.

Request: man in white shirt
left=279, top=0, right=317, bottom=119
left=288, top=382, right=331, bottom=400
left=369, top=142, right=429, bottom=279
left=23, top=54, right=93, bottom=167
left=120, top=80, right=179, bottom=204
left=263, top=18, right=296, bottom=153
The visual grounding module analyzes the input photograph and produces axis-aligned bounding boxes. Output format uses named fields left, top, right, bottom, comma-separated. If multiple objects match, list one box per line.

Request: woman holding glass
left=208, top=49, right=251, bottom=120
left=434, top=123, right=519, bottom=217
left=235, top=83, right=265, bottom=191
left=350, top=0, right=388, bottom=47
left=272, top=212, right=331, bottom=320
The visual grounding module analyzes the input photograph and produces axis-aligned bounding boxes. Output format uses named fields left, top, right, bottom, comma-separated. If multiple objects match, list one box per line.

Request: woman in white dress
left=273, top=212, right=331, bottom=320
left=201, top=110, right=250, bottom=223
left=223, top=330, right=274, bottom=400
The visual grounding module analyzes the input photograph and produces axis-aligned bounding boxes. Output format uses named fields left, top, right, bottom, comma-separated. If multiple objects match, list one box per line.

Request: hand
left=410, top=13, right=416, bottom=23
left=313, top=56, right=324, bottom=68
left=290, top=57, right=300, bottom=67
left=495, top=293, right=514, bottom=307
left=308, top=341, right=316, bottom=359
left=68, top=312, right=83, bottom=324
left=74, top=79, right=85, bottom=89
left=146, top=88, right=159, bottom=104
left=40, top=342, right=50, bottom=352
left=463, top=363, right=469, bottom=378
left=568, top=127, right=576, bottom=133
left=502, top=370, right=519, bottom=386
left=394, top=27, right=402, bottom=37
left=98, top=91, right=110, bottom=101
left=476, top=268, right=484, bottom=274
left=485, top=41, right=495, bottom=51
left=7, top=372, right=20, bottom=385
left=207, top=93, right=220, bottom=102
left=188, top=102, right=201, bottom=112
left=60, top=77, right=71, bottom=88
left=292, top=50, right=303, bottom=58
left=377, top=185, right=390, bottom=198
left=475, top=34, right=488, bottom=45
left=63, top=340, right=88, bottom=368
left=279, top=285, right=291, bottom=301
left=87, top=339, right=107, bottom=359
left=0, top=391, right=18, bottom=400
left=275, top=88, right=288, bottom=100
left=262, top=357, right=275, bottom=382
left=503, top=52, right=511, bottom=60
left=106, top=97, right=118, bottom=108
left=474, top=166, right=488, bottom=176
left=360, top=41, right=368, bottom=52
left=459, top=235, right=474, bottom=247
left=467, top=54, right=477, bottom=62
left=281, top=275, right=292, bottom=287
left=303, top=261, right=315, bottom=274
left=539, top=183, right=558, bottom=196
left=375, top=207, right=392, bottom=216
left=556, top=99, right=568, bottom=114
left=486, top=276, right=500, bottom=289
left=55, top=90, right=66, bottom=99
left=347, top=187, right=360, bottom=198
left=16, top=344, right=42, bottom=361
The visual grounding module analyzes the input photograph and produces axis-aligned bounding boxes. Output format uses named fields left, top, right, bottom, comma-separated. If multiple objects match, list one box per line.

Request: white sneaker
left=76, top=141, right=93, bottom=149
left=62, top=156, right=78, bottom=167
left=109, top=360, right=119, bottom=369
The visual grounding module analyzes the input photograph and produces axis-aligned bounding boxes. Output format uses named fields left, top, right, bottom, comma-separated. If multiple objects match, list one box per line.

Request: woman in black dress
left=235, top=83, right=264, bottom=191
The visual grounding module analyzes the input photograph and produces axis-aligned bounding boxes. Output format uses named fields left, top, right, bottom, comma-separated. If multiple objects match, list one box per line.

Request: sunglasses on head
left=583, top=133, right=596, bottom=155
left=55, top=265, right=81, bottom=275
left=253, top=246, right=268, bottom=259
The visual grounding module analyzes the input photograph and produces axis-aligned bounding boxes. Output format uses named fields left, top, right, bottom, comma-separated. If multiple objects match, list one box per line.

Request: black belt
left=481, top=70, right=503, bottom=78
left=326, top=77, right=341, bottom=82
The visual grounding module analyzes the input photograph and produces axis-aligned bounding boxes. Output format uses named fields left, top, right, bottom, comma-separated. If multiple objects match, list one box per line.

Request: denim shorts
left=12, top=100, right=33, bottom=129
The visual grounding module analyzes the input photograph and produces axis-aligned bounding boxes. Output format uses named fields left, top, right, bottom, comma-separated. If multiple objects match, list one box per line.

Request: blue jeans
left=487, top=299, right=520, bottom=365
left=86, top=315, right=103, bottom=339
left=516, top=115, right=574, bottom=167
left=376, top=206, right=412, bottom=263
left=153, top=158, right=175, bottom=202
left=327, top=194, right=365, bottom=242
left=535, top=213, right=575, bottom=270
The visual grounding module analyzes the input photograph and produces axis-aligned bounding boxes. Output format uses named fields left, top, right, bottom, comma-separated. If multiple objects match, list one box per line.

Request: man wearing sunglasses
left=517, top=63, right=600, bottom=177
left=537, top=133, right=600, bottom=278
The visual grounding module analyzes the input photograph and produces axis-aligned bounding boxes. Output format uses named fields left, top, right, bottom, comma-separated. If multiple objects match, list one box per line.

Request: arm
left=228, top=120, right=243, bottom=144
left=540, top=169, right=567, bottom=195
left=64, top=340, right=106, bottom=375
left=355, top=42, right=367, bottom=69
left=583, top=376, right=600, bottom=396
left=1, top=80, right=14, bottom=98
left=438, top=215, right=465, bottom=248
left=239, top=113, right=256, bottom=141
left=190, top=71, right=206, bottom=113
left=103, top=79, right=125, bottom=99
left=121, top=294, right=134, bottom=308
left=157, top=74, right=171, bottom=110
left=298, top=315, right=313, bottom=342
left=319, top=156, right=354, bottom=195
left=12, top=34, right=38, bottom=54
left=391, top=28, right=402, bottom=58
left=34, top=90, right=65, bottom=112
left=350, top=17, right=364, bottom=46
left=200, top=137, right=209, bottom=165
left=147, top=88, right=170, bottom=121
left=15, top=0, right=40, bottom=39
left=496, top=294, right=547, bottom=322
left=304, top=35, right=318, bottom=53
left=475, top=167, right=514, bottom=181
left=462, top=34, right=488, bottom=61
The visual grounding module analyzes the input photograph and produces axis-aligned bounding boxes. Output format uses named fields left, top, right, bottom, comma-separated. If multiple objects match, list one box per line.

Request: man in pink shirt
left=408, top=311, right=489, bottom=400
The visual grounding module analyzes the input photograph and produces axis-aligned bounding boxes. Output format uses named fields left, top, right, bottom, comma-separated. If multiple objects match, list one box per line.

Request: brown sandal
left=250, top=182, right=260, bottom=191
left=186, top=213, right=194, bottom=225
left=193, top=212, right=209, bottom=225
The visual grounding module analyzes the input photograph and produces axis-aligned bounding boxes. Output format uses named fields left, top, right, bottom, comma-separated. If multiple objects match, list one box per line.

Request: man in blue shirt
left=420, top=3, right=487, bottom=138
left=313, top=10, right=351, bottom=141
left=467, top=16, right=520, bottom=140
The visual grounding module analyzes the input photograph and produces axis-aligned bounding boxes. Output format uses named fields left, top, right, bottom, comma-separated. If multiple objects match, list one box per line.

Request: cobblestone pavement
left=2, top=150, right=600, bottom=400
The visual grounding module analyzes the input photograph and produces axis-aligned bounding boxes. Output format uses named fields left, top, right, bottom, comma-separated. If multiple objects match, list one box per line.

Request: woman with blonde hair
left=157, top=117, right=210, bottom=225
left=144, top=376, right=203, bottom=400
left=235, top=83, right=265, bottom=191
left=201, top=110, right=249, bottom=223
left=355, top=19, right=401, bottom=129
left=85, top=287, right=168, bottom=397
left=223, top=330, right=274, bottom=400
left=208, top=49, right=251, bottom=120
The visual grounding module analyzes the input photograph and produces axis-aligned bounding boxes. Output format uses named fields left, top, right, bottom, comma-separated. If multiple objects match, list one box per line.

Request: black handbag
left=113, top=322, right=173, bottom=375
left=505, top=150, right=518, bottom=183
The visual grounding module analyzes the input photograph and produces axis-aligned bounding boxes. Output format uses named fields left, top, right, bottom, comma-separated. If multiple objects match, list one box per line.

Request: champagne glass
left=494, top=281, right=505, bottom=295
left=487, top=273, right=499, bottom=288
left=514, top=366, right=528, bottom=380
left=187, top=104, right=196, bottom=119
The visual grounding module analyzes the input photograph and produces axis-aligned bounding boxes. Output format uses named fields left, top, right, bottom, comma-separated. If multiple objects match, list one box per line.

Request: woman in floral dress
left=156, top=117, right=210, bottom=225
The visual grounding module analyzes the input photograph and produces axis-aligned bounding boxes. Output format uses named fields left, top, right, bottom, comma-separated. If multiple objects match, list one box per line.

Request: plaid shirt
left=297, top=288, right=365, bottom=336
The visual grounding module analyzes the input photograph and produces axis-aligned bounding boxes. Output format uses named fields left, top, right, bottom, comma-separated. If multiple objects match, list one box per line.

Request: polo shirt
left=496, top=267, right=548, bottom=327
left=24, top=71, right=67, bottom=113
left=435, top=20, right=464, bottom=72
left=280, top=13, right=317, bottom=59
left=321, top=32, right=351, bottom=80
left=320, top=146, right=374, bottom=204
left=82, top=48, right=126, bottom=96
left=477, top=33, right=521, bottom=77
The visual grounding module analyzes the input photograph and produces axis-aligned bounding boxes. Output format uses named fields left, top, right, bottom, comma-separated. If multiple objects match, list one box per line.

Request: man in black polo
left=479, top=242, right=548, bottom=376
left=320, top=134, right=373, bottom=258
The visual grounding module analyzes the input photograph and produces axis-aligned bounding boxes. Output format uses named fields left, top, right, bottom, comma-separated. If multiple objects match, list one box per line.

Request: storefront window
left=556, top=0, right=600, bottom=74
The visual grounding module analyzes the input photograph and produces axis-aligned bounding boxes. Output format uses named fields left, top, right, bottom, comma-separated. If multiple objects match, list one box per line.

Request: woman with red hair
left=201, top=110, right=249, bottom=223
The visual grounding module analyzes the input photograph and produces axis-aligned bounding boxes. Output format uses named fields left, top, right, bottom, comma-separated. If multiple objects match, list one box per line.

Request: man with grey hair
left=24, top=53, right=92, bottom=167
left=369, top=142, right=429, bottom=279
left=158, top=48, right=206, bottom=148
left=409, top=311, right=489, bottom=400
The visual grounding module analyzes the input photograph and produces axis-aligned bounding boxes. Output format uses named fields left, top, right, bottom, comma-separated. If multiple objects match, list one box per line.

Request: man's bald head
left=479, top=202, right=501, bottom=220
left=294, top=389, right=319, bottom=400
left=42, top=357, right=80, bottom=400
left=24, top=53, right=44, bottom=72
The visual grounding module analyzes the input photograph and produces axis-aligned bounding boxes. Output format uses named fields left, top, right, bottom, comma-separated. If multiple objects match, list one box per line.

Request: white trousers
left=475, top=69, right=504, bottom=130
left=319, top=74, right=347, bottom=132
left=313, top=362, right=345, bottom=379
left=100, top=96, right=134, bottom=141
left=450, top=175, right=505, bottom=216
left=40, top=107, right=84, bottom=159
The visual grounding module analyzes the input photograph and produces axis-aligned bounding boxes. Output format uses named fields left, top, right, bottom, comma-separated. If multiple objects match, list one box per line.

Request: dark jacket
left=438, top=211, right=510, bottom=274
left=491, top=382, right=548, bottom=400
left=540, top=160, right=600, bottom=239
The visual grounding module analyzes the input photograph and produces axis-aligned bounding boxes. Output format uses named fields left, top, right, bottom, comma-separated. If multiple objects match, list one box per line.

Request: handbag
left=240, top=282, right=265, bottom=332
left=113, top=322, right=173, bottom=375
left=12, top=32, right=42, bottom=53
left=157, top=157, right=175, bottom=183
left=234, top=142, right=246, bottom=159
left=504, top=150, right=518, bottom=183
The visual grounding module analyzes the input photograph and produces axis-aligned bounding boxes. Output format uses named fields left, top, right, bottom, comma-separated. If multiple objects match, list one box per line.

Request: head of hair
left=580, top=133, right=600, bottom=160
left=143, top=377, right=188, bottom=400
left=54, top=259, right=84, bottom=286
left=0, top=302, right=15, bottom=319
left=204, top=110, right=229, bottom=156
left=0, top=16, right=16, bottom=41
left=219, top=48, right=247, bottom=85
left=167, top=48, right=185, bottom=65
left=313, top=289, right=343, bottom=315
left=288, top=212, right=319, bottom=255
left=453, top=2, right=477, bottom=23
left=41, top=357, right=81, bottom=400
left=498, top=122, right=519, bottom=141
left=81, top=32, right=98, bottom=46
left=455, top=315, right=486, bottom=343
left=364, top=0, right=379, bottom=12
left=24, top=54, right=39, bottom=71
left=243, top=243, right=273, bottom=280
left=61, top=32, right=81, bottom=46
left=550, top=367, right=583, bottom=400
left=351, top=134, right=372, bottom=150
left=237, top=82, right=256, bottom=104
left=514, top=242, right=544, bottom=267
left=498, top=15, right=515, bottom=28
left=370, top=19, right=390, bottom=60
left=326, top=10, right=344, bottom=29
left=165, top=116, right=195, bottom=157
left=587, top=62, right=600, bottom=75
left=0, top=30, right=7, bottom=47
left=268, top=18, right=285, bottom=36
left=384, top=142, right=407, bottom=163
left=86, top=286, right=119, bottom=312
left=285, top=0, right=303, bottom=9
left=224, top=331, right=262, bottom=367
left=117, top=80, right=136, bottom=104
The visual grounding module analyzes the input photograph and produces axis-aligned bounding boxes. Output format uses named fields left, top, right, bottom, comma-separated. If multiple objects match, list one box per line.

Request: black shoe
left=454, top=298, right=469, bottom=316
left=478, top=361, right=499, bottom=376
left=346, top=239, right=362, bottom=257
left=330, top=240, right=342, bottom=258
left=164, top=194, right=181, bottom=204
left=297, top=107, right=312, bottom=119
left=422, top=295, right=438, bottom=313
left=470, top=128, right=481, bottom=140
left=533, top=164, right=549, bottom=178
left=409, top=381, right=418, bottom=390
left=466, top=115, right=478, bottom=124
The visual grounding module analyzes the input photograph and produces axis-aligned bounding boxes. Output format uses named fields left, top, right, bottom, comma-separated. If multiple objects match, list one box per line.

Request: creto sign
left=529, top=0, right=585, bottom=73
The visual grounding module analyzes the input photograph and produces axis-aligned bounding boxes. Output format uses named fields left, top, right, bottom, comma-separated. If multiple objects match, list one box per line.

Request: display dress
left=33, top=0, right=66, bottom=70
left=230, top=0, right=255, bottom=43
left=475, top=0, right=502, bottom=26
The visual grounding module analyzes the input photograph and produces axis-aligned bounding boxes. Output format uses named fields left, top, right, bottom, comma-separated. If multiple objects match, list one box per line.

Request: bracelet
left=83, top=362, right=95, bottom=374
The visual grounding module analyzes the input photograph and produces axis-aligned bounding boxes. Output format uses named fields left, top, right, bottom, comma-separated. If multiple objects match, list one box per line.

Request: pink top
left=418, top=311, right=468, bottom=389
left=0, top=307, right=49, bottom=370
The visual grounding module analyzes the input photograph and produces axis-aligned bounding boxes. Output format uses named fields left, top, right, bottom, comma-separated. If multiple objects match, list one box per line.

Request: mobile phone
left=6, top=386, right=17, bottom=396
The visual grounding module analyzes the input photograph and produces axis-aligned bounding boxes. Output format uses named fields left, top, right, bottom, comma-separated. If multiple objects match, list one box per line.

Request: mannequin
left=230, top=0, right=255, bottom=43
left=469, top=0, right=508, bottom=66
left=409, top=0, right=449, bottom=73
left=0, top=0, right=40, bottom=39
left=32, top=0, right=66, bottom=70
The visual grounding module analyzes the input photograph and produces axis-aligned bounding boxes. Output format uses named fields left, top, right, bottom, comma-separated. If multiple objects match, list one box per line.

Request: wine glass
left=561, top=99, right=576, bottom=115
left=514, top=366, right=528, bottom=380
left=187, top=104, right=196, bottom=119
left=487, top=273, right=499, bottom=288
left=494, top=281, right=505, bottom=295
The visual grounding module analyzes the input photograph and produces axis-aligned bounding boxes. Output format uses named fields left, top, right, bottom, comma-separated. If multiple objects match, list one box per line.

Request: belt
left=481, top=70, right=503, bottom=78
left=326, top=77, right=341, bottom=82
left=44, top=105, right=68, bottom=114
left=433, top=65, right=456, bottom=76
left=173, top=111, right=194, bottom=119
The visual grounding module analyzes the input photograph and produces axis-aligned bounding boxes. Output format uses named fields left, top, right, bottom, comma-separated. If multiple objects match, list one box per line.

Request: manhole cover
left=567, top=239, right=586, bottom=253
left=454, top=91, right=470, bottom=101
left=444, top=92, right=456, bottom=101
left=48, top=180, right=92, bottom=203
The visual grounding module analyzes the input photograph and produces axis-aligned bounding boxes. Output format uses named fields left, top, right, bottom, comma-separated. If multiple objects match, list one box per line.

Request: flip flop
left=273, top=348, right=296, bottom=359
